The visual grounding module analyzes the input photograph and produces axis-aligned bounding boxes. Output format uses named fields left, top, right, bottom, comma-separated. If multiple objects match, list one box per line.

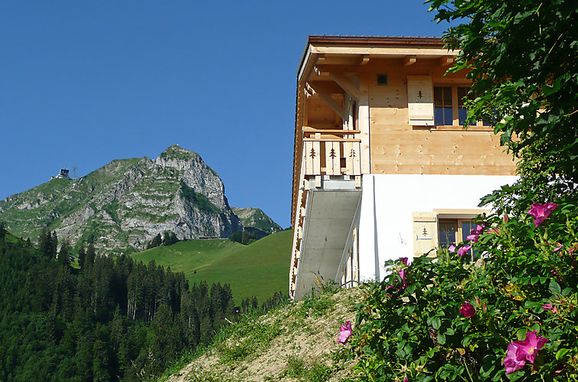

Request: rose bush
left=351, top=201, right=577, bottom=381
left=350, top=0, right=577, bottom=380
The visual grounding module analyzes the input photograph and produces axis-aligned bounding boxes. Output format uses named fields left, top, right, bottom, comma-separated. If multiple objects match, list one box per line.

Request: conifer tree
left=58, top=241, right=71, bottom=267
left=77, top=246, right=86, bottom=270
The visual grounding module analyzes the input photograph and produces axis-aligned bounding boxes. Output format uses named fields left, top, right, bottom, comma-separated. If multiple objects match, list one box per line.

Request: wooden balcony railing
left=302, top=128, right=362, bottom=177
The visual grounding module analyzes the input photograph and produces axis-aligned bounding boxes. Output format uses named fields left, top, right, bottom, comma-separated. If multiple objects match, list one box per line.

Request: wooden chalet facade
left=289, top=36, right=517, bottom=300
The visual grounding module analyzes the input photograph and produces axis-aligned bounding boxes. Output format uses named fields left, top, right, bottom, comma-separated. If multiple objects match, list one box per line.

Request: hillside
left=131, top=230, right=293, bottom=303
left=232, top=207, right=282, bottom=234
left=161, top=287, right=360, bottom=382
left=0, top=145, right=248, bottom=254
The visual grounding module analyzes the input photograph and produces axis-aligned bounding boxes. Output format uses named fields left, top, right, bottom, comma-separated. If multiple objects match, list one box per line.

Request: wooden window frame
left=433, top=85, right=490, bottom=130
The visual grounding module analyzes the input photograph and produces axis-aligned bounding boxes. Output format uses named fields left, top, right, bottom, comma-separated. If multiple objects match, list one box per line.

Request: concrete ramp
left=293, top=189, right=362, bottom=300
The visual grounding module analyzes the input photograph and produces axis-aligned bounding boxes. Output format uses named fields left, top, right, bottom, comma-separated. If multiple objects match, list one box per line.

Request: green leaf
left=431, top=316, right=441, bottom=330
left=437, top=333, right=446, bottom=345
left=556, top=348, right=570, bottom=360
left=549, top=279, right=561, bottom=295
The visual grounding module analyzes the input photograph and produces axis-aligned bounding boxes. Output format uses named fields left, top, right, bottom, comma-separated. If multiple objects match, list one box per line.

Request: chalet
left=289, top=36, right=517, bottom=300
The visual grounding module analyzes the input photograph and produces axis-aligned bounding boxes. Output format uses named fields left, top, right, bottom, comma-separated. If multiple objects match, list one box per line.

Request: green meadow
left=131, top=230, right=292, bottom=304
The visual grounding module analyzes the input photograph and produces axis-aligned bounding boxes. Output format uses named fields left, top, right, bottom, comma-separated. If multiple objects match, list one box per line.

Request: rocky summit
left=0, top=145, right=247, bottom=254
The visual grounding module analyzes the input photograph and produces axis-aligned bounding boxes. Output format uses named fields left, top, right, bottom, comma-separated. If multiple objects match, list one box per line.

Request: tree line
left=0, top=227, right=283, bottom=381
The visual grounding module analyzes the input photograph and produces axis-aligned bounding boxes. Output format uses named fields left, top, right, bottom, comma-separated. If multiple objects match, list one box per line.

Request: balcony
left=302, top=128, right=362, bottom=178
left=289, top=128, right=363, bottom=300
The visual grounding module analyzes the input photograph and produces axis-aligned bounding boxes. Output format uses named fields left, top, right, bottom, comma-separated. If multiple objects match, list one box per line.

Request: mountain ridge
left=0, top=145, right=279, bottom=254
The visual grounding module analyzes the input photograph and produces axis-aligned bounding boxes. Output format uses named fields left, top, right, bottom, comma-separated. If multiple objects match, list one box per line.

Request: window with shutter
left=407, top=75, right=434, bottom=126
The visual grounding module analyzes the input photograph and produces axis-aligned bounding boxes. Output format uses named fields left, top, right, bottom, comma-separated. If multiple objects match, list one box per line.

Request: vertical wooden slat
left=304, top=140, right=321, bottom=175
left=313, top=138, right=321, bottom=175
left=345, top=141, right=362, bottom=175
left=304, top=141, right=313, bottom=175
left=325, top=140, right=341, bottom=175
left=353, top=141, right=361, bottom=175
left=344, top=141, right=352, bottom=175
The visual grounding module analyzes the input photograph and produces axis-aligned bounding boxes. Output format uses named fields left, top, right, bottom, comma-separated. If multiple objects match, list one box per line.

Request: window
left=438, top=219, right=476, bottom=249
left=434, top=86, right=476, bottom=126
left=434, top=87, right=453, bottom=126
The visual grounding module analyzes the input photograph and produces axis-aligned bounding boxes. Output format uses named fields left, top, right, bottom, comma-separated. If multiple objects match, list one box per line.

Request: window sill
left=432, top=125, right=493, bottom=131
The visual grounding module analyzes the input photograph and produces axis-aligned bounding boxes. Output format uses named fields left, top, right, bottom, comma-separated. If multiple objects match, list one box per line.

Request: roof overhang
left=298, top=36, right=457, bottom=83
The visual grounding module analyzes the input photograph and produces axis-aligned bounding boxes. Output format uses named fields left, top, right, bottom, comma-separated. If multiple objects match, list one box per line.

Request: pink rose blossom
left=399, top=257, right=410, bottom=266
left=338, top=320, right=352, bottom=344
left=466, top=224, right=485, bottom=242
left=457, top=244, right=472, bottom=257
left=504, top=342, right=527, bottom=374
left=503, top=331, right=548, bottom=374
left=528, top=202, right=558, bottom=227
left=542, top=304, right=558, bottom=314
left=398, top=269, right=407, bottom=289
left=459, top=301, right=476, bottom=318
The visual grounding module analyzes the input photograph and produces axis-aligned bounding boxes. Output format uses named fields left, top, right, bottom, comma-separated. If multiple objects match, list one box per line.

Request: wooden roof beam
left=330, top=73, right=360, bottom=99
left=306, top=82, right=347, bottom=121
left=404, top=55, right=417, bottom=66
left=440, top=56, right=455, bottom=67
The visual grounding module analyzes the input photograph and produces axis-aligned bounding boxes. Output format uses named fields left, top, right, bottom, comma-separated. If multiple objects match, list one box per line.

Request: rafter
left=404, top=55, right=417, bottom=66
left=330, top=74, right=361, bottom=99
left=307, top=82, right=347, bottom=121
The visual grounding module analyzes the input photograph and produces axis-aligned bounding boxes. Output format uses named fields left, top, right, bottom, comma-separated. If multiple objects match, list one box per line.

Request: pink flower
left=466, top=224, right=485, bottom=242
left=398, top=269, right=407, bottom=289
left=542, top=304, right=558, bottom=314
left=399, top=257, right=410, bottom=266
left=553, top=243, right=563, bottom=253
left=459, top=301, right=476, bottom=318
left=528, top=203, right=558, bottom=227
left=338, top=321, right=352, bottom=344
left=403, top=377, right=409, bottom=382
left=503, top=331, right=548, bottom=374
left=457, top=244, right=472, bottom=257
left=504, top=342, right=527, bottom=374
left=448, top=244, right=456, bottom=253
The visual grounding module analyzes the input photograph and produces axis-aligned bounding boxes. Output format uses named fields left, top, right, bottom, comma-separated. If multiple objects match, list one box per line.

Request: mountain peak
left=158, top=145, right=199, bottom=161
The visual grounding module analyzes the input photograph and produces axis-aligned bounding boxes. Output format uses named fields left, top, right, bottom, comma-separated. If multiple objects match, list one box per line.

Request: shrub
left=352, top=201, right=578, bottom=381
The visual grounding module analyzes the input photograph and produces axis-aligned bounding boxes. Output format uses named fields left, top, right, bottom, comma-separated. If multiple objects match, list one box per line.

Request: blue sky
left=0, top=1, right=448, bottom=227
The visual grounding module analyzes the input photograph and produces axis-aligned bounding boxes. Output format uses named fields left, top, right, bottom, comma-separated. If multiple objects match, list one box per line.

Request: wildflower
left=466, top=224, right=485, bottom=242
left=403, top=377, right=409, bottom=382
left=448, top=244, right=456, bottom=253
left=528, top=202, right=558, bottom=227
left=398, top=269, right=407, bottom=289
left=338, top=321, right=352, bottom=344
left=459, top=301, right=475, bottom=318
left=542, top=304, right=558, bottom=314
left=503, top=331, right=548, bottom=374
left=457, top=244, right=472, bottom=257
left=399, top=257, right=410, bottom=266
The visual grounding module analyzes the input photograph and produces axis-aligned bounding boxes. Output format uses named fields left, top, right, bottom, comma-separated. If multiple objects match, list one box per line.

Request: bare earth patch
left=165, top=287, right=361, bottom=382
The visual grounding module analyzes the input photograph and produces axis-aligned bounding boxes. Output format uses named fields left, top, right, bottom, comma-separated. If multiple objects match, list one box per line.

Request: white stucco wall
left=358, top=174, right=517, bottom=281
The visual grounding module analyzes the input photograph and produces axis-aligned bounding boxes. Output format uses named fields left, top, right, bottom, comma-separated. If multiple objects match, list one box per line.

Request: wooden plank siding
left=366, top=63, right=516, bottom=176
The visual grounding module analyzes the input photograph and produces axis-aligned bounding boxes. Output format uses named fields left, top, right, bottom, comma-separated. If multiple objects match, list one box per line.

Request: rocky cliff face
left=0, top=145, right=243, bottom=254
left=231, top=207, right=282, bottom=234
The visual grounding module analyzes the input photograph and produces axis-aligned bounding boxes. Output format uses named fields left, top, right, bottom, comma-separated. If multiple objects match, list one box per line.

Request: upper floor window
left=434, top=86, right=474, bottom=126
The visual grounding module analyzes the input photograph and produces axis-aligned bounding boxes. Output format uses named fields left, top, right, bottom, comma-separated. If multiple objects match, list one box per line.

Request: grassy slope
left=131, top=230, right=293, bottom=303
left=160, top=287, right=360, bottom=382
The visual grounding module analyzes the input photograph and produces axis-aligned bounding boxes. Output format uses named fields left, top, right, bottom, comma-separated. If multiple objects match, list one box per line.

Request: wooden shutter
left=407, top=75, right=434, bottom=126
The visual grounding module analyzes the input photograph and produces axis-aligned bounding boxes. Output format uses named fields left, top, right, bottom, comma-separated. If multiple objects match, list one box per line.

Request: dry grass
left=163, top=287, right=361, bottom=382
